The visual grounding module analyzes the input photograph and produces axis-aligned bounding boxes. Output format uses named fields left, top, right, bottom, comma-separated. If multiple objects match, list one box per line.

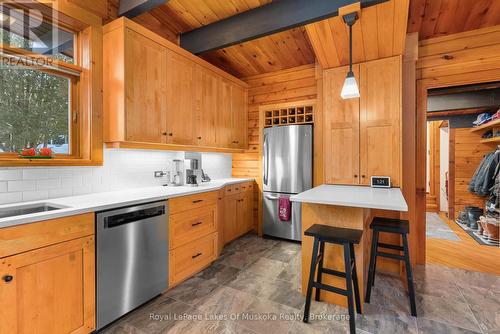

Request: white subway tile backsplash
left=0, top=170, right=22, bottom=181
left=0, top=148, right=232, bottom=204
left=8, top=180, right=36, bottom=192
left=22, top=190, right=49, bottom=202
left=0, top=192, right=22, bottom=205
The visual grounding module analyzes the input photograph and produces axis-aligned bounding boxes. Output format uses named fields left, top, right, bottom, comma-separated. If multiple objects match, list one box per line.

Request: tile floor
left=102, top=233, right=500, bottom=334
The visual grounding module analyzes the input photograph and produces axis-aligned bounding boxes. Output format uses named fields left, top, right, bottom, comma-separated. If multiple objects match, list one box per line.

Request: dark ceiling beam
left=180, top=0, right=388, bottom=55
left=118, top=0, right=167, bottom=19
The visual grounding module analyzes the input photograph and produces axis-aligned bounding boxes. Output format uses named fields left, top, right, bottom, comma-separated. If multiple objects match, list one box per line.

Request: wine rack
left=263, top=104, right=314, bottom=128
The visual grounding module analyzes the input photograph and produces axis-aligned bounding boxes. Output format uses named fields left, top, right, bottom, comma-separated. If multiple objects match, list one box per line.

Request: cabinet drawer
left=169, top=233, right=217, bottom=286
left=169, top=205, right=216, bottom=249
left=169, top=191, right=217, bottom=214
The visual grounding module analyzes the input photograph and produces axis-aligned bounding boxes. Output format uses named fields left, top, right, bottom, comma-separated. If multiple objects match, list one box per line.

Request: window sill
left=0, top=157, right=102, bottom=167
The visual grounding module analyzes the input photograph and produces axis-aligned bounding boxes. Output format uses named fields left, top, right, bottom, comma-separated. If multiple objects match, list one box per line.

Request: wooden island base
left=301, top=203, right=372, bottom=309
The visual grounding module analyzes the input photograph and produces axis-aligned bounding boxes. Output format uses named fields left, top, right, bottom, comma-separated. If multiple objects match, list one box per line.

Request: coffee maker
left=184, top=152, right=202, bottom=187
left=167, top=159, right=183, bottom=187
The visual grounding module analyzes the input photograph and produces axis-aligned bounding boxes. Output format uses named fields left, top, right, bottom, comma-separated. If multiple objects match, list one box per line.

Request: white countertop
left=0, top=178, right=254, bottom=229
left=290, top=184, right=408, bottom=211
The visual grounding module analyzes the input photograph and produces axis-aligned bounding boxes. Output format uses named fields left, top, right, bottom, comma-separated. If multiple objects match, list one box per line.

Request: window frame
left=0, top=1, right=103, bottom=166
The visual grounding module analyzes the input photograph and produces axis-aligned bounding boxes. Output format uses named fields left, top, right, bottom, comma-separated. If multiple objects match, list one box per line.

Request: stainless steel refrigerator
left=262, top=124, right=313, bottom=241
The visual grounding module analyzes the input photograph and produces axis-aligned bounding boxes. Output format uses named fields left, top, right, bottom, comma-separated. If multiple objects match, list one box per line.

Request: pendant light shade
left=341, top=13, right=359, bottom=100
left=341, top=71, right=360, bottom=99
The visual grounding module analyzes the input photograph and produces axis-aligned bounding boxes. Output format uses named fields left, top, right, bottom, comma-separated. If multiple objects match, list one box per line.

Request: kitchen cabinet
left=0, top=214, right=95, bottom=334
left=104, top=18, right=248, bottom=152
left=168, top=190, right=219, bottom=287
left=323, top=56, right=401, bottom=187
left=359, top=56, right=401, bottom=186
left=222, top=182, right=255, bottom=244
left=195, top=65, right=218, bottom=147
left=323, top=65, right=360, bottom=185
left=166, top=51, right=196, bottom=145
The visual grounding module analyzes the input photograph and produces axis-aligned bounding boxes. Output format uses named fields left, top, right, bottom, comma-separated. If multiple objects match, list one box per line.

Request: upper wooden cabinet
left=323, top=56, right=402, bottom=187
left=166, top=51, right=196, bottom=145
left=323, top=65, right=360, bottom=185
left=103, top=18, right=248, bottom=152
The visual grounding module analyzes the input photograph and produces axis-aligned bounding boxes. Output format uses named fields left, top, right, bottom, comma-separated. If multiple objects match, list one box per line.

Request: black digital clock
left=371, top=176, right=391, bottom=188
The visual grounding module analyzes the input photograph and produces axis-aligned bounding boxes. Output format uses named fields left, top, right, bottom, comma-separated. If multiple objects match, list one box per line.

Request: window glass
left=0, top=62, right=71, bottom=154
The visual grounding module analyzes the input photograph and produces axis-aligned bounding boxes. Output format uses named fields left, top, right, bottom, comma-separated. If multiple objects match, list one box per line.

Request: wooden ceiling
left=103, top=0, right=500, bottom=77
left=407, top=0, right=500, bottom=40
left=305, top=0, right=409, bottom=69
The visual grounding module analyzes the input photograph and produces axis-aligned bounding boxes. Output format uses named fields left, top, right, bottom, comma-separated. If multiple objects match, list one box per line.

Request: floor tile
left=164, top=277, right=220, bottom=306
left=356, top=303, right=417, bottom=334
left=244, top=257, right=289, bottom=280
left=195, top=263, right=241, bottom=285
left=416, top=317, right=482, bottom=334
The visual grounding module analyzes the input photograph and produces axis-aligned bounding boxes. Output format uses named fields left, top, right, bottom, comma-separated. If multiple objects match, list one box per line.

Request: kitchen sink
left=0, top=203, right=68, bottom=219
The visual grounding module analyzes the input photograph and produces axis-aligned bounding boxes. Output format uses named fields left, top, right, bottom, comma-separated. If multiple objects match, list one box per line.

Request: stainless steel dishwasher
left=96, top=201, right=168, bottom=331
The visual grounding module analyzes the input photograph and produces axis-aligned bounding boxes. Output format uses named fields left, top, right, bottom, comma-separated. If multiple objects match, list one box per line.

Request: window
left=0, top=1, right=101, bottom=166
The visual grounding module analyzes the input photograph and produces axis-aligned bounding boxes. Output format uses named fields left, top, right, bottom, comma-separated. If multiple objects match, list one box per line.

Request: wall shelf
left=479, top=137, right=500, bottom=144
left=263, top=104, right=314, bottom=128
left=470, top=118, right=500, bottom=133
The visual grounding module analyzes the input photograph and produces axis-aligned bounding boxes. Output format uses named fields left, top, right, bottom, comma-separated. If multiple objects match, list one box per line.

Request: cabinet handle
left=192, top=253, right=202, bottom=259
left=354, top=174, right=358, bottom=178
left=192, top=199, right=203, bottom=203
left=2, top=275, right=13, bottom=283
left=168, top=133, right=173, bottom=136
left=197, top=136, right=202, bottom=140
left=161, top=132, right=167, bottom=136
left=192, top=222, right=202, bottom=227
left=361, top=175, right=366, bottom=178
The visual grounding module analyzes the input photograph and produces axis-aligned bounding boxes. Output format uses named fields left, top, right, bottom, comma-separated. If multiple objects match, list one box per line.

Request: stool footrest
left=313, top=282, right=348, bottom=296
left=377, top=251, right=405, bottom=261
left=321, top=267, right=346, bottom=278
left=377, top=242, right=404, bottom=251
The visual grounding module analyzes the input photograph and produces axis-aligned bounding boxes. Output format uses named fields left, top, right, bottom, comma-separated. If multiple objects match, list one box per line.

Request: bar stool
left=365, top=217, right=417, bottom=317
left=303, top=224, right=363, bottom=334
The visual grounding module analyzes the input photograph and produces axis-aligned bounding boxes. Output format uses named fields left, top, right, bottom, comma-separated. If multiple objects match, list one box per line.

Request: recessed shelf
left=263, top=103, right=315, bottom=128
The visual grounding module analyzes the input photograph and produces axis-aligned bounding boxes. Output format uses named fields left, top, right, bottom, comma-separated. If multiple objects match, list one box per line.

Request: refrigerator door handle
left=263, top=133, right=269, bottom=185
left=264, top=194, right=280, bottom=200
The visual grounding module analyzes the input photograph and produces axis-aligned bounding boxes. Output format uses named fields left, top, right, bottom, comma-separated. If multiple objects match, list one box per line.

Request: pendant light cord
left=349, top=22, right=353, bottom=74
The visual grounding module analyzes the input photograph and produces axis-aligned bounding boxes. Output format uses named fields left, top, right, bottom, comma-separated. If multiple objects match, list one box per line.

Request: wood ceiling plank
left=419, top=0, right=442, bottom=40
left=288, top=28, right=316, bottom=64
left=376, top=0, right=395, bottom=58
left=268, top=32, right=304, bottom=69
left=463, top=0, right=493, bottom=32
left=433, top=0, right=462, bottom=37
left=392, top=0, right=410, bottom=55
left=481, top=0, right=500, bottom=26
left=407, top=0, right=426, bottom=33
left=361, top=5, right=380, bottom=60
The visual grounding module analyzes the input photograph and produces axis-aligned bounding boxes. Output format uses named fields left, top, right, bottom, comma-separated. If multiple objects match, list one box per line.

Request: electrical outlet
left=154, top=171, right=165, bottom=178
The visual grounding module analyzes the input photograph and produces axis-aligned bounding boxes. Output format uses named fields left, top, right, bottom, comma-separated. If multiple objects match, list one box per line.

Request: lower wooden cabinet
left=169, top=233, right=218, bottom=286
left=0, top=215, right=95, bottom=334
left=222, top=182, right=255, bottom=244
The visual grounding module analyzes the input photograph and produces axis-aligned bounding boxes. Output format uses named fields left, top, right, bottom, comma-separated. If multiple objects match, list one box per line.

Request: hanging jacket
left=469, top=152, right=493, bottom=192
left=476, top=150, right=500, bottom=196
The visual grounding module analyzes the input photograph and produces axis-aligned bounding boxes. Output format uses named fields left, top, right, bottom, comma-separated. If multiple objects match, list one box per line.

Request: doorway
left=423, top=83, right=500, bottom=275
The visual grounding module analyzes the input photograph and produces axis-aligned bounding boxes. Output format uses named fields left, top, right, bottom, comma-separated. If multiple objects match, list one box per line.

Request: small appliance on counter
left=184, top=152, right=203, bottom=186
left=168, top=159, right=183, bottom=186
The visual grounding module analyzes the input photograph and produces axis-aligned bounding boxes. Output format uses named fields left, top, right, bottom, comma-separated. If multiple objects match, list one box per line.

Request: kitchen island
left=290, top=184, right=408, bottom=308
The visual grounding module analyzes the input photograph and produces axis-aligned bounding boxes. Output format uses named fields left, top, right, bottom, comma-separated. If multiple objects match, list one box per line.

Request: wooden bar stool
left=303, top=224, right=363, bottom=334
left=365, top=217, right=417, bottom=317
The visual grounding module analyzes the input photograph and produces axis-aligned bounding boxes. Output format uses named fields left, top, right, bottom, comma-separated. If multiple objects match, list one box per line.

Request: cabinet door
left=216, top=189, right=224, bottom=255
left=231, top=84, right=248, bottom=149
left=195, top=65, right=218, bottom=147
left=245, top=191, right=254, bottom=232
left=166, top=51, right=195, bottom=145
left=223, top=195, right=238, bottom=244
left=236, top=194, right=248, bottom=237
left=0, top=236, right=95, bottom=334
left=125, top=29, right=167, bottom=143
left=217, top=78, right=233, bottom=148
left=359, top=56, right=401, bottom=186
left=323, top=65, right=360, bottom=185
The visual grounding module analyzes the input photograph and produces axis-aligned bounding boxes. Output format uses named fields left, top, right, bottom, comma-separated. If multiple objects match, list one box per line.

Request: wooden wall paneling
left=426, top=121, right=440, bottom=212
left=452, top=129, right=493, bottom=219
left=314, top=62, right=324, bottom=186
left=448, top=129, right=456, bottom=220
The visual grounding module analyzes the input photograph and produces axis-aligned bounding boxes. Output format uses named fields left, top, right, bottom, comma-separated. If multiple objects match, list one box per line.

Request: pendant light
left=340, top=12, right=360, bottom=99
